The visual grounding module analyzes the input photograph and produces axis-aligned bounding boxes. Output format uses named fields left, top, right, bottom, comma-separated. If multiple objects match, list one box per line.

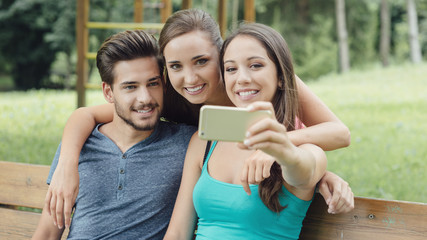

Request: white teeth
left=137, top=109, right=152, bottom=113
left=238, top=90, right=257, bottom=96
left=186, top=85, right=203, bottom=92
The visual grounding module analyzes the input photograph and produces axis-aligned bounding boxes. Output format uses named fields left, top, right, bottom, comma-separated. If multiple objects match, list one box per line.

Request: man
left=32, top=30, right=196, bottom=239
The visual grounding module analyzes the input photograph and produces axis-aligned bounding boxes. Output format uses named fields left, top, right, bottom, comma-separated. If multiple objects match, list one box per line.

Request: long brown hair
left=159, top=9, right=223, bottom=126
left=220, top=23, right=299, bottom=213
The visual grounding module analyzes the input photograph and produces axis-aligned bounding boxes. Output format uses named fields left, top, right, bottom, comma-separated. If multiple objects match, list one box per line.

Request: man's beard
left=115, top=103, right=160, bottom=131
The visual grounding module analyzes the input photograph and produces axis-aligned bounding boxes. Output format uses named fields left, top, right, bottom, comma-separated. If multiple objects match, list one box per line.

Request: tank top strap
left=201, top=141, right=218, bottom=173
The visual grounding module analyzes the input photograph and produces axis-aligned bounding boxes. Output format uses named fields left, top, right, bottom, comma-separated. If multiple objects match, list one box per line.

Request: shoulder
left=158, top=120, right=197, bottom=137
left=185, top=132, right=209, bottom=168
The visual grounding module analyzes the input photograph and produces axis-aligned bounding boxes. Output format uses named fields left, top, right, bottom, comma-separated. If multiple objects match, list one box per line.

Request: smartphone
left=198, top=105, right=272, bottom=142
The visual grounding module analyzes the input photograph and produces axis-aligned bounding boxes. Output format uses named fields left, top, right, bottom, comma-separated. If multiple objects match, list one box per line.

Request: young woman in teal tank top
left=164, top=23, right=328, bottom=240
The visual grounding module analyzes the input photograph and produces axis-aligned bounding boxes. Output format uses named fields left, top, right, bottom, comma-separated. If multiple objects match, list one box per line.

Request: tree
left=335, top=0, right=350, bottom=72
left=380, top=0, right=391, bottom=66
left=406, top=0, right=422, bottom=63
left=0, top=0, right=58, bottom=90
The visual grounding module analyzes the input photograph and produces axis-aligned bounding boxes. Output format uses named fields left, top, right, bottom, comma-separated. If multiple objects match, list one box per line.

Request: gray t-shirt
left=47, top=121, right=196, bottom=239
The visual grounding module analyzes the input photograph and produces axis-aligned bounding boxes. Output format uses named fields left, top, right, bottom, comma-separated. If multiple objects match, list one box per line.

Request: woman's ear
left=102, top=82, right=114, bottom=103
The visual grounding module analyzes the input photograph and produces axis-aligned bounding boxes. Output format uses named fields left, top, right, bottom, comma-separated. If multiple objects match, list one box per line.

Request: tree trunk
left=406, top=0, right=422, bottom=63
left=335, top=0, right=350, bottom=72
left=380, top=0, right=391, bottom=67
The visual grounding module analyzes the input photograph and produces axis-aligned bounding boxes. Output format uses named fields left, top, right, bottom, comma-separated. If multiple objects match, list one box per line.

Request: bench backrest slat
left=1, top=160, right=426, bottom=239
left=0, top=161, right=50, bottom=209
left=300, top=193, right=427, bottom=239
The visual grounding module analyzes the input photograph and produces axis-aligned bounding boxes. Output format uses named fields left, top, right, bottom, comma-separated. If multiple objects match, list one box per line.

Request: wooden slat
left=244, top=0, right=255, bottom=22
left=160, top=0, right=172, bottom=23
left=76, top=0, right=89, bottom=108
left=182, top=0, right=192, bottom=9
left=300, top=193, right=427, bottom=240
left=0, top=208, right=68, bottom=239
left=86, top=22, right=164, bottom=30
left=134, top=0, right=143, bottom=23
left=0, top=161, right=50, bottom=209
left=0, top=208, right=44, bottom=239
left=218, top=0, right=228, bottom=38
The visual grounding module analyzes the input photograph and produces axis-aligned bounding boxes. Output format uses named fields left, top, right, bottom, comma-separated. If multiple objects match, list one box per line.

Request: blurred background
left=0, top=0, right=426, bottom=203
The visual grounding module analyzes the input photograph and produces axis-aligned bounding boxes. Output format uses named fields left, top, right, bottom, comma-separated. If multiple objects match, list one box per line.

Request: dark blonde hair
left=158, top=9, right=223, bottom=126
left=220, top=23, right=299, bottom=213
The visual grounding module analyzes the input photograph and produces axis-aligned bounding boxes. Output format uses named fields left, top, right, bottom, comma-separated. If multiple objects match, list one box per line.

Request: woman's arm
left=241, top=101, right=327, bottom=200
left=163, top=133, right=205, bottom=240
left=46, top=103, right=114, bottom=229
left=32, top=206, right=65, bottom=240
left=290, top=75, right=350, bottom=151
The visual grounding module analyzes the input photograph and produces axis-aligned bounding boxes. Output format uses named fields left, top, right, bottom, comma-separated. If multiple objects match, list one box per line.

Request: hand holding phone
left=198, top=105, right=272, bottom=142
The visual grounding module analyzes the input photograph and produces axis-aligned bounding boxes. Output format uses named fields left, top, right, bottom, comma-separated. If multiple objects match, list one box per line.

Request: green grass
left=0, top=63, right=426, bottom=203
left=0, top=90, right=105, bottom=165
left=309, top=63, right=427, bottom=203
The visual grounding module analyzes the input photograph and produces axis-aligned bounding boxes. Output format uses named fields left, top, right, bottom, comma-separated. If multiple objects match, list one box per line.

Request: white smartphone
left=198, top=105, right=272, bottom=142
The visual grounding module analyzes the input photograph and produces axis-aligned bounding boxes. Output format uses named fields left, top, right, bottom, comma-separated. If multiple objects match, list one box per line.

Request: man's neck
left=99, top=118, right=155, bottom=153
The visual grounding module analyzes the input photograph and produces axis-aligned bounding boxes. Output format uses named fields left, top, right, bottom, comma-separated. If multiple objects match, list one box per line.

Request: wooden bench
left=0, top=161, right=68, bottom=239
left=1, top=161, right=426, bottom=239
left=300, top=188, right=426, bottom=239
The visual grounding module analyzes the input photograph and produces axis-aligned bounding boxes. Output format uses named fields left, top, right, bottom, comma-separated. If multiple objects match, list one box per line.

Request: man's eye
left=124, top=85, right=136, bottom=90
left=148, top=82, right=159, bottom=87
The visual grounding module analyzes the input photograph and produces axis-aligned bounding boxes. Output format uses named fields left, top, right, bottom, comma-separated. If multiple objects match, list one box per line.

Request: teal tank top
left=193, top=141, right=313, bottom=240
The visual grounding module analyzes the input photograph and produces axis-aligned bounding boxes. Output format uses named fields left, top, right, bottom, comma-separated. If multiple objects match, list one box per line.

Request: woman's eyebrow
left=192, top=54, right=207, bottom=61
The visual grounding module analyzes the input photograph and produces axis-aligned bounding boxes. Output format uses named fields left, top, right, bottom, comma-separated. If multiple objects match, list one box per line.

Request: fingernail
left=244, top=139, right=250, bottom=146
left=245, top=131, right=251, bottom=138
left=247, top=105, right=254, bottom=111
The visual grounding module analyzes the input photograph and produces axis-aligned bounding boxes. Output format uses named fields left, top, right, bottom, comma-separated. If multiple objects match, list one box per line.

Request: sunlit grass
left=308, top=62, right=427, bottom=202
left=0, top=62, right=426, bottom=202
left=0, top=90, right=105, bottom=165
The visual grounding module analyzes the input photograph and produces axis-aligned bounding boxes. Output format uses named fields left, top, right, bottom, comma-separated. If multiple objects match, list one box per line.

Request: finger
left=336, top=187, right=354, bottom=213
left=334, top=185, right=349, bottom=212
left=44, top=189, right=53, bottom=216
left=237, top=142, right=250, bottom=150
left=255, top=160, right=264, bottom=183
left=240, top=165, right=251, bottom=195
left=64, top=196, right=73, bottom=229
left=328, top=188, right=342, bottom=214
left=247, top=101, right=275, bottom=113
left=262, top=161, right=271, bottom=179
left=247, top=119, right=285, bottom=140
left=244, top=131, right=285, bottom=151
left=56, top=196, right=64, bottom=229
left=50, top=194, right=57, bottom=226
left=247, top=160, right=255, bottom=184
left=242, top=181, right=251, bottom=196
left=318, top=181, right=332, bottom=205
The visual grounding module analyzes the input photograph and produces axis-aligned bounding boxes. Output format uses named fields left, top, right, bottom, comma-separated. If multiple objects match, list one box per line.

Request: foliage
left=0, top=0, right=55, bottom=89
left=1, top=0, right=426, bottom=89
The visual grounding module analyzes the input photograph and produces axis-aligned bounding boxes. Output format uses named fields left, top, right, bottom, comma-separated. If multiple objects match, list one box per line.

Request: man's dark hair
left=96, top=30, right=163, bottom=87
